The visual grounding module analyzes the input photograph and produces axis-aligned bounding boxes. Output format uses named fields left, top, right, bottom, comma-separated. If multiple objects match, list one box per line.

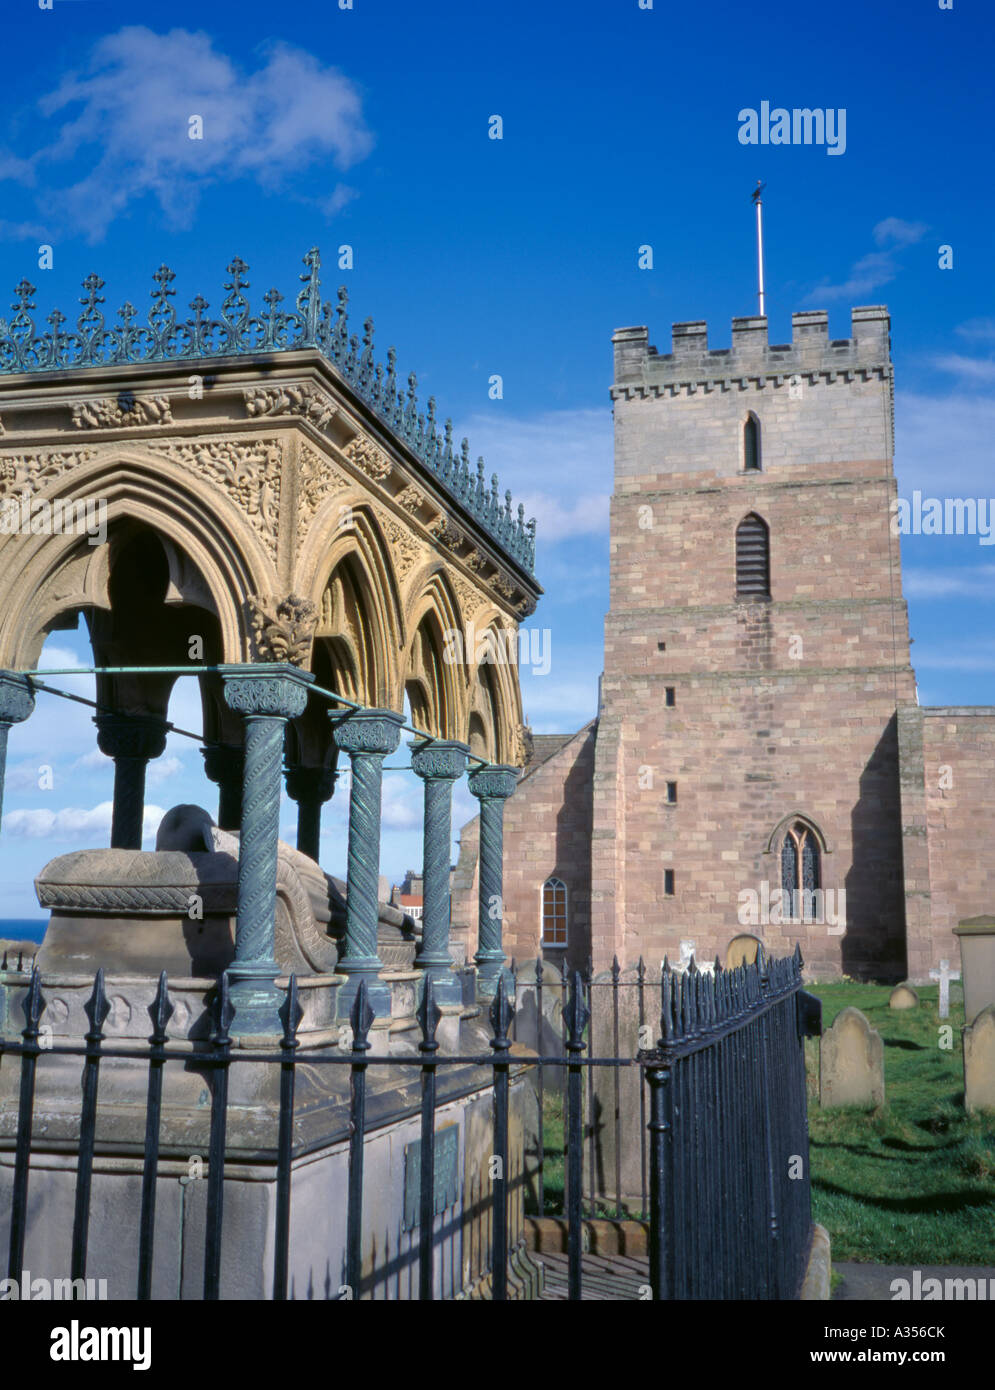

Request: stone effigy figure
left=33, top=804, right=419, bottom=980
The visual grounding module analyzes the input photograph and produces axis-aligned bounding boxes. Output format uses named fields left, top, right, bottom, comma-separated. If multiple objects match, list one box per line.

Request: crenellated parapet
left=612, top=306, right=891, bottom=396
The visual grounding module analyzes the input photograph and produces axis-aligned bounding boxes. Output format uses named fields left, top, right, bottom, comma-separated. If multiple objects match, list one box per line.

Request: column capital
left=202, top=742, right=243, bottom=784
left=331, top=707, right=404, bottom=757
left=284, top=764, right=337, bottom=804
left=0, top=672, right=35, bottom=725
left=219, top=663, right=314, bottom=720
left=411, top=739, right=469, bottom=782
left=467, top=763, right=519, bottom=801
left=94, top=711, right=170, bottom=761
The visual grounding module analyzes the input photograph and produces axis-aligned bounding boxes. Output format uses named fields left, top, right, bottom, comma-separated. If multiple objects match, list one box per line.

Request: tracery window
left=779, top=822, right=821, bottom=921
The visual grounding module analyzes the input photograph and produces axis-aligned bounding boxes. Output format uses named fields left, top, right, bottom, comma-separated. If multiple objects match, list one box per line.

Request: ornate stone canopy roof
left=0, top=247, right=536, bottom=575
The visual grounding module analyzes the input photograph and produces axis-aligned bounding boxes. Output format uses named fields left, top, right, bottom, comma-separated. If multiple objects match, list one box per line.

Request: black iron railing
left=0, top=948, right=819, bottom=1301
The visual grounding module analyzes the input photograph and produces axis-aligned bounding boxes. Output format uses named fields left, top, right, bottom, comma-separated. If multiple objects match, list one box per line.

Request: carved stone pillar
left=220, top=664, right=314, bottom=1035
left=284, top=765, right=337, bottom=863
left=331, top=709, right=404, bottom=1018
left=411, top=740, right=468, bottom=1006
left=0, top=673, right=35, bottom=834
left=201, top=742, right=244, bottom=832
left=467, top=764, right=519, bottom=999
left=94, top=712, right=170, bottom=850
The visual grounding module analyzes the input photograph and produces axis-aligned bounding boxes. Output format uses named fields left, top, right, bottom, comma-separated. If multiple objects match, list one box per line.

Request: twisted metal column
left=411, top=740, right=468, bottom=1006
left=331, top=709, right=404, bottom=1018
left=221, top=665, right=313, bottom=1035
left=202, top=742, right=244, bottom=831
left=284, top=764, right=337, bottom=863
left=94, top=713, right=169, bottom=850
left=467, top=765, right=519, bottom=999
left=0, top=673, right=35, bottom=835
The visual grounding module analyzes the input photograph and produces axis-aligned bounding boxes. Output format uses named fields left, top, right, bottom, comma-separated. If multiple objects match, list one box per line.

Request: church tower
left=591, top=307, right=916, bottom=978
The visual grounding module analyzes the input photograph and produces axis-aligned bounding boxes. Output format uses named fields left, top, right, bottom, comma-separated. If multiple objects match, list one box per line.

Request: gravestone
left=929, top=959, right=960, bottom=1020
left=889, top=983, right=919, bottom=1010
left=726, top=934, right=762, bottom=970
left=963, top=1005, right=995, bottom=1114
left=953, top=918, right=995, bottom=1025
left=819, top=1007, right=885, bottom=1108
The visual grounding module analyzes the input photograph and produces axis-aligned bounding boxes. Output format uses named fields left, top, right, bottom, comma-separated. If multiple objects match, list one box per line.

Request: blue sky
left=0, top=0, right=992, bottom=915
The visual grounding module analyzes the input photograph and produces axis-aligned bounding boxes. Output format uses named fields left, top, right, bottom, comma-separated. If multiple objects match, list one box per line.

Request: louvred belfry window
left=736, top=513, right=770, bottom=597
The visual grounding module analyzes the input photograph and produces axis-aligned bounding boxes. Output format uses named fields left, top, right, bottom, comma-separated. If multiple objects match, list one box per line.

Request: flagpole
left=752, top=181, right=766, bottom=317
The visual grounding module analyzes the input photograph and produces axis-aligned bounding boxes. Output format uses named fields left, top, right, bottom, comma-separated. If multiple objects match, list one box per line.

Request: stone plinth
left=953, top=918, right=995, bottom=1026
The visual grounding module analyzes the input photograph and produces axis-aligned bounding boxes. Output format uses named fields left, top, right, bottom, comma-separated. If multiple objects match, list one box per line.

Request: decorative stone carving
left=71, top=395, right=173, bottom=430
left=492, top=572, right=516, bottom=600
left=247, top=593, right=318, bottom=666
left=396, top=484, right=426, bottom=514
left=244, top=384, right=337, bottom=430
left=0, top=449, right=97, bottom=495
left=515, top=595, right=537, bottom=618
left=431, top=516, right=464, bottom=552
left=297, top=441, right=349, bottom=528
left=151, top=438, right=282, bottom=557
left=512, top=723, right=534, bottom=768
left=343, top=433, right=392, bottom=483
left=465, top=550, right=488, bottom=574
left=451, top=573, right=487, bottom=624
left=378, top=510, right=421, bottom=579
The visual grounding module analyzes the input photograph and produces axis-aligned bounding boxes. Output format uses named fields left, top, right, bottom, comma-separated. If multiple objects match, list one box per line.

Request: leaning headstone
left=820, top=1007, right=885, bottom=1108
left=889, top=983, right=919, bottom=1010
left=678, top=939, right=696, bottom=971
left=726, top=934, right=762, bottom=970
left=963, top=1005, right=995, bottom=1114
left=929, top=959, right=960, bottom=1020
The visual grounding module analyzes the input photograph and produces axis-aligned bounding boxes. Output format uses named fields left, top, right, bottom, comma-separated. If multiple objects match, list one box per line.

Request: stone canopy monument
left=0, top=250, right=543, bottom=1298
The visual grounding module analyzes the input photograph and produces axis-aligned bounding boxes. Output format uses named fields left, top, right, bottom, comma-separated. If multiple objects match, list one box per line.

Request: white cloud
left=904, top=566, right=995, bottom=599
left=146, top=754, right=184, bottom=786
left=932, top=354, right=995, bottom=384
left=955, top=318, right=995, bottom=342
left=873, top=218, right=929, bottom=249
left=457, top=408, right=612, bottom=544
left=809, top=217, right=927, bottom=302
left=3, top=801, right=166, bottom=842
left=895, top=390, right=995, bottom=496
left=0, top=27, right=373, bottom=241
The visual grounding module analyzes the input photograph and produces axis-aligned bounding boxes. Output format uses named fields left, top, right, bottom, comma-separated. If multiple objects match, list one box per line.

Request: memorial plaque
left=402, top=1125, right=460, bottom=1231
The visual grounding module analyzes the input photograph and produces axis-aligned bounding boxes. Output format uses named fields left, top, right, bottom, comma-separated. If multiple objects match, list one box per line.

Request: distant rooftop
left=0, top=247, right=536, bottom=575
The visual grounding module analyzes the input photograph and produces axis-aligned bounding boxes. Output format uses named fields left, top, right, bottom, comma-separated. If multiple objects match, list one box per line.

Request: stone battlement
left=612, top=307, right=890, bottom=391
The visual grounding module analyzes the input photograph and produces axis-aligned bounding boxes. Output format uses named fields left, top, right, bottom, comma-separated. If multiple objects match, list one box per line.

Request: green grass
left=806, top=980, right=995, bottom=1265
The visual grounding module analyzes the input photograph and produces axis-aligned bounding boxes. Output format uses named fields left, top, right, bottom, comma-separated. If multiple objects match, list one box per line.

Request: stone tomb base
left=0, top=969, right=541, bottom=1300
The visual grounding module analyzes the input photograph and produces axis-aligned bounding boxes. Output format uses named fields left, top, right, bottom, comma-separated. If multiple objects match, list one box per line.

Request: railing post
left=0, top=672, right=35, bottom=834
left=467, top=764, right=518, bottom=999
left=202, top=741, right=244, bottom=832
left=284, top=764, right=336, bottom=862
left=411, top=739, right=468, bottom=1006
left=331, top=708, right=404, bottom=1018
left=94, top=712, right=170, bottom=850
left=220, top=663, right=314, bottom=1035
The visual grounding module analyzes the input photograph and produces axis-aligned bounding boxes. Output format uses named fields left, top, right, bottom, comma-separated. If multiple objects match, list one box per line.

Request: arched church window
left=541, top=877, right=568, bottom=947
left=744, top=414, right=762, bottom=471
left=779, top=822, right=821, bottom=921
left=735, top=513, right=770, bottom=597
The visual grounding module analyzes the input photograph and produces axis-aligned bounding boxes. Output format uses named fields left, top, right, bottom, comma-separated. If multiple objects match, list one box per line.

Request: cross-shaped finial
left=151, top=264, right=176, bottom=297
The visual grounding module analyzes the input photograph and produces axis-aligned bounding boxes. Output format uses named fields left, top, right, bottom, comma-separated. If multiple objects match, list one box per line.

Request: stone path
left=537, top=1252, right=649, bottom=1300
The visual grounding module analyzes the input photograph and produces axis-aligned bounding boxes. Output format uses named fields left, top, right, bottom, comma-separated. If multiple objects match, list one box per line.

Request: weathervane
left=751, top=180, right=767, bottom=317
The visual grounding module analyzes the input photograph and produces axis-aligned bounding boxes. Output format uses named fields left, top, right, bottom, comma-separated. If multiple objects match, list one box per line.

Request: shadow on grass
left=813, top=1176, right=995, bottom=1216
left=883, top=1038, right=926, bottom=1051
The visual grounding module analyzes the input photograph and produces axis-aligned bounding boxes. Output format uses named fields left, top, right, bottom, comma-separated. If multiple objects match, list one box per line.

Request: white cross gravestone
left=929, top=959, right=960, bottom=1019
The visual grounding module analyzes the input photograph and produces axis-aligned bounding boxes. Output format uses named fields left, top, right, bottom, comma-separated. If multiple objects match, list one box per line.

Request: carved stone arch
left=402, top=573, right=465, bottom=740
left=465, top=612, right=524, bottom=764
left=764, top=812, right=831, bottom=856
left=0, top=453, right=272, bottom=668
left=308, top=505, right=404, bottom=708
